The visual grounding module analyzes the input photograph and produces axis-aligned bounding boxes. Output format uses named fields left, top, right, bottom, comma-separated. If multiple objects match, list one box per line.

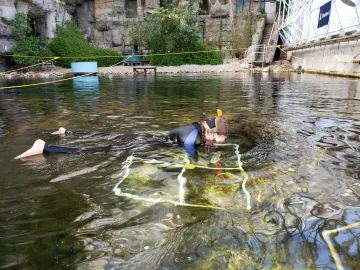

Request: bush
left=257, top=8, right=266, bottom=20
left=12, top=36, right=54, bottom=67
left=49, top=22, right=122, bottom=67
left=147, top=41, right=222, bottom=66
left=10, top=13, right=53, bottom=67
left=131, top=4, right=222, bottom=66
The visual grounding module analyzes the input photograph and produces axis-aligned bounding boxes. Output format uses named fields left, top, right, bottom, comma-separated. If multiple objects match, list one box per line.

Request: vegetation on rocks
left=10, top=15, right=122, bottom=68
left=10, top=13, right=53, bottom=67
left=229, top=11, right=254, bottom=59
left=10, top=4, right=225, bottom=69
left=49, top=22, right=122, bottom=67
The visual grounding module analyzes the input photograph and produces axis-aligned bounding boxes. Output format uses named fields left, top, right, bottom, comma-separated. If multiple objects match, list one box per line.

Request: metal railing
left=244, top=44, right=268, bottom=67
left=278, top=0, right=360, bottom=45
left=268, top=12, right=279, bottom=46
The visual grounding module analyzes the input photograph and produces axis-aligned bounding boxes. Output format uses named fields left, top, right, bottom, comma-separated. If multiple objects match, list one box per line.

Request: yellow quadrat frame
left=322, top=221, right=360, bottom=270
left=112, top=143, right=251, bottom=210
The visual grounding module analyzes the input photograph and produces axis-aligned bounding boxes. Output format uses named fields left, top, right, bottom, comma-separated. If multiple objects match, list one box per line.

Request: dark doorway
left=199, top=0, right=210, bottom=14
left=273, top=36, right=284, bottom=61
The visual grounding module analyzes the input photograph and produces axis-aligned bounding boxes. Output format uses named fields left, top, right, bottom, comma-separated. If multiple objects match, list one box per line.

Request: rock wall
left=66, top=0, right=95, bottom=38
left=0, top=0, right=73, bottom=53
left=201, top=0, right=261, bottom=59
left=91, top=0, right=262, bottom=55
left=0, top=0, right=263, bottom=58
left=92, top=0, right=161, bottom=52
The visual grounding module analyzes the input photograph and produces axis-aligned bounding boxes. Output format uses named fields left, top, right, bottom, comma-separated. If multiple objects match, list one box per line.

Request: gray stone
left=0, top=4, right=17, bottom=22
left=111, top=29, right=123, bottom=47
left=209, top=2, right=230, bottom=18
left=0, top=21, right=13, bottom=36
left=0, top=38, right=15, bottom=53
left=0, top=0, right=72, bottom=43
left=96, top=20, right=109, bottom=31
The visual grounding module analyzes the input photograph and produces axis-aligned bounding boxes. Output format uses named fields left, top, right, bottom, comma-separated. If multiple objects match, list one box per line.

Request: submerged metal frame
left=278, top=0, right=360, bottom=45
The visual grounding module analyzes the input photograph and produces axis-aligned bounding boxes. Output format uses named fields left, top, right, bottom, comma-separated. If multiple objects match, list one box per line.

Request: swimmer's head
left=215, top=115, right=228, bottom=136
left=213, top=116, right=228, bottom=143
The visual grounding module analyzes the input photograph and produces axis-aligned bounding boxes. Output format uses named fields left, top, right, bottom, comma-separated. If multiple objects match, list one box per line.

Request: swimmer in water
left=14, top=110, right=228, bottom=159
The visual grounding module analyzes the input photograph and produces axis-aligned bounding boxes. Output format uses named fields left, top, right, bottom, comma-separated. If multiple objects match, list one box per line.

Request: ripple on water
left=3, top=74, right=360, bottom=269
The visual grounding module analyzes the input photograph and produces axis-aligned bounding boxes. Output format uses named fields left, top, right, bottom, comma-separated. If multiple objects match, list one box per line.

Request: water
left=1, top=72, right=360, bottom=269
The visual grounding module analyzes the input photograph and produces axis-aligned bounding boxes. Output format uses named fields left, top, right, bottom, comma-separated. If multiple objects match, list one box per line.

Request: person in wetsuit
left=14, top=110, right=228, bottom=159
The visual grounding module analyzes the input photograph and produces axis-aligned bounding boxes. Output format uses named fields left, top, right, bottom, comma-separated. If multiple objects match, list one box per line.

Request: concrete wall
left=289, top=38, right=360, bottom=77
left=265, top=1, right=276, bottom=24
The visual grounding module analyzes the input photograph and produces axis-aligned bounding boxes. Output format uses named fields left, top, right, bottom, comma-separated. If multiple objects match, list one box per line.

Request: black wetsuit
left=168, top=123, right=202, bottom=157
left=43, top=118, right=216, bottom=157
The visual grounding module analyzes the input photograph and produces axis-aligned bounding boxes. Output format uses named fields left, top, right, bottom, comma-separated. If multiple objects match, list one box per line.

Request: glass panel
left=260, top=0, right=265, bottom=10
left=243, top=0, right=250, bottom=10
left=236, top=0, right=244, bottom=12
left=236, top=0, right=250, bottom=12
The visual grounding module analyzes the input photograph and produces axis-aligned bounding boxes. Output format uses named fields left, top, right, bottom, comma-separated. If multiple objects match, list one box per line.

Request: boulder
left=0, top=4, right=17, bottom=22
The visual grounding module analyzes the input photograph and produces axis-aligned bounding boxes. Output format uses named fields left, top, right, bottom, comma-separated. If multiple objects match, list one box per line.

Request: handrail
left=244, top=44, right=267, bottom=67
left=268, top=12, right=279, bottom=46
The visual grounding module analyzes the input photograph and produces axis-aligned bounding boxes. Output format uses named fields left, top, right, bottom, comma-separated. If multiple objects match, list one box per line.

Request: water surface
left=1, top=72, right=360, bottom=269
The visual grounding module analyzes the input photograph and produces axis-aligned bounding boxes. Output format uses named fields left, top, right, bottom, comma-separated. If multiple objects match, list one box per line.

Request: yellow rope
left=0, top=57, right=59, bottom=75
left=0, top=55, right=133, bottom=90
left=1, top=34, right=357, bottom=90
left=0, top=32, right=357, bottom=60
left=2, top=31, right=357, bottom=59
left=0, top=48, right=248, bottom=59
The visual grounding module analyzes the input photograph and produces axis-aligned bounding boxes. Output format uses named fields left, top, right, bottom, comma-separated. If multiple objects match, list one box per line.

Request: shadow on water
left=1, top=73, right=360, bottom=269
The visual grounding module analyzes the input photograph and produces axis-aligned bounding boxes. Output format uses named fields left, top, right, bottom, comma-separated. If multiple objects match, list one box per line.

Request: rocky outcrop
left=65, top=0, right=95, bottom=37
left=0, top=0, right=73, bottom=53
left=0, top=0, right=263, bottom=58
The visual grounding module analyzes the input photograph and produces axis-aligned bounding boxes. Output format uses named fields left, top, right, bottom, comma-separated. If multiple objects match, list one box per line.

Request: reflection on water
left=1, top=73, right=360, bottom=269
left=73, top=76, right=99, bottom=102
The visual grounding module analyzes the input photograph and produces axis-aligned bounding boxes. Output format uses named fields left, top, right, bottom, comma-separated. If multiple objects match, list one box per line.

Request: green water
left=1, top=73, right=360, bottom=269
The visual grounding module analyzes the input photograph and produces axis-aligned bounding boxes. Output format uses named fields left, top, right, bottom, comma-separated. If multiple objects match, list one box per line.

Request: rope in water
left=177, top=154, right=190, bottom=204
left=214, top=143, right=251, bottom=210
left=112, top=155, right=224, bottom=210
left=112, top=143, right=251, bottom=210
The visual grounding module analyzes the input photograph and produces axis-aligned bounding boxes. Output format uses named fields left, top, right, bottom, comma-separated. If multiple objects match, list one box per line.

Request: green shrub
left=10, top=13, right=53, bottom=67
left=147, top=41, right=222, bottom=66
left=257, top=8, right=266, bottom=19
left=12, top=36, right=53, bottom=67
left=49, top=21, right=122, bottom=67
left=131, top=4, right=222, bottom=66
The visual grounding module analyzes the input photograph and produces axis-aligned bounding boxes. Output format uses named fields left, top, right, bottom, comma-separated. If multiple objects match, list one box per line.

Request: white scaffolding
left=278, top=0, right=360, bottom=45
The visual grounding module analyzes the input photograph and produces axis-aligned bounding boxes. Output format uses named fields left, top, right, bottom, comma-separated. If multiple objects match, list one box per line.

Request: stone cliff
left=0, top=0, right=262, bottom=54
left=0, top=0, right=72, bottom=53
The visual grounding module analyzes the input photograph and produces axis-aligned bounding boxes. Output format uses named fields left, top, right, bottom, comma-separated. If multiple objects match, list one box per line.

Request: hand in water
left=205, top=140, right=214, bottom=152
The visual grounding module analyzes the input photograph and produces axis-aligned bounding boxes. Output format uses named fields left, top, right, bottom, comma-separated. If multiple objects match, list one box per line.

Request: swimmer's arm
left=51, top=127, right=88, bottom=137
